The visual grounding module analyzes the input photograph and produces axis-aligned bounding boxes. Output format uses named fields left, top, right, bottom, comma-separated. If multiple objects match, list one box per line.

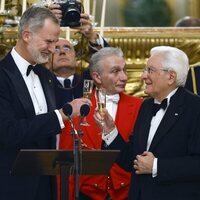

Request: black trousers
left=35, top=176, right=56, bottom=200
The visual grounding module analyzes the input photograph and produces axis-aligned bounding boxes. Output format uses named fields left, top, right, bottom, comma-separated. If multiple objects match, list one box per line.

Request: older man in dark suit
left=97, top=46, right=200, bottom=200
left=0, top=6, right=90, bottom=200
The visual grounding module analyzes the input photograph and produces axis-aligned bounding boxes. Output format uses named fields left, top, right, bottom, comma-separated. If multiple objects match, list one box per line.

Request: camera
left=58, top=0, right=83, bottom=27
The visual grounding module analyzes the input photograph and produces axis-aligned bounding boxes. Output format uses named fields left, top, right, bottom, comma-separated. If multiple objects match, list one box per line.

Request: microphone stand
left=73, top=116, right=84, bottom=200
left=70, top=104, right=90, bottom=200
left=67, top=116, right=80, bottom=200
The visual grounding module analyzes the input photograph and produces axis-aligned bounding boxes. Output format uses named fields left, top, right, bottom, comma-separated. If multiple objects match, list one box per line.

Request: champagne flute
left=81, top=79, right=94, bottom=126
left=83, top=79, right=93, bottom=99
left=96, top=88, right=106, bottom=134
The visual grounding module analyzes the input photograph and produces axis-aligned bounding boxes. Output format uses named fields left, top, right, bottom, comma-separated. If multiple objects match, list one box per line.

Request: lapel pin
left=49, top=79, right=52, bottom=83
left=175, top=113, right=178, bottom=116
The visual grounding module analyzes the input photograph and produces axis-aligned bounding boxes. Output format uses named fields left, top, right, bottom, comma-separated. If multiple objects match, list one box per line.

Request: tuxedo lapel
left=2, top=53, right=35, bottom=117
left=139, top=100, right=155, bottom=152
left=30, top=65, right=57, bottom=148
left=1, top=53, right=57, bottom=149
left=36, top=65, right=56, bottom=111
left=149, top=88, right=185, bottom=151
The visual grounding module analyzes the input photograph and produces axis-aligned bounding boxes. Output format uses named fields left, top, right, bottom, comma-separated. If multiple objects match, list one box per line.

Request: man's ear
left=22, top=30, right=32, bottom=43
left=168, top=70, right=177, bottom=85
left=91, top=72, right=102, bottom=85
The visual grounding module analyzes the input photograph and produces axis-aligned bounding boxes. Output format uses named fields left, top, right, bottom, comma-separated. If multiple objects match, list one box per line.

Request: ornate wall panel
left=1, top=27, right=200, bottom=97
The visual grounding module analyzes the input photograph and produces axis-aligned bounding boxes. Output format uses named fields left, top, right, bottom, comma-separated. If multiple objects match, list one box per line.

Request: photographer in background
left=47, top=3, right=109, bottom=108
left=47, top=3, right=110, bottom=153
left=49, top=3, right=108, bottom=51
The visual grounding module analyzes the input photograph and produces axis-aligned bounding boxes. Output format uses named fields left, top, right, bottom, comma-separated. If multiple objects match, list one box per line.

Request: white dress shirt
left=11, top=48, right=64, bottom=132
left=11, top=48, right=48, bottom=115
left=148, top=88, right=178, bottom=177
left=101, top=93, right=120, bottom=145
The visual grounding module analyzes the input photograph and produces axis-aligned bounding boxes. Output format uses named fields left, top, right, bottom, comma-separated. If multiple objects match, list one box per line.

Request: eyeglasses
left=55, top=46, right=73, bottom=54
left=143, top=66, right=169, bottom=74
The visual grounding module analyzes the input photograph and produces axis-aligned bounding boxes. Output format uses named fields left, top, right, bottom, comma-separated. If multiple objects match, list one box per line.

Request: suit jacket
left=0, top=53, right=62, bottom=200
left=55, top=73, right=83, bottom=108
left=117, top=87, right=200, bottom=200
left=58, top=89, right=142, bottom=200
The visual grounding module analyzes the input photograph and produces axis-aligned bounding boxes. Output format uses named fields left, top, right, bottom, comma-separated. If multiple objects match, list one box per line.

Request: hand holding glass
left=96, top=88, right=106, bottom=135
left=81, top=80, right=94, bottom=126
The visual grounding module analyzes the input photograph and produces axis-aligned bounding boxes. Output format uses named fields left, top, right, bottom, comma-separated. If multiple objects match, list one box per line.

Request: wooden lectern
left=11, top=149, right=120, bottom=200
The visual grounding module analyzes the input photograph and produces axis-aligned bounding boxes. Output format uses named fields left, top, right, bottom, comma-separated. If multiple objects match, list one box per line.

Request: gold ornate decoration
left=1, top=27, right=200, bottom=97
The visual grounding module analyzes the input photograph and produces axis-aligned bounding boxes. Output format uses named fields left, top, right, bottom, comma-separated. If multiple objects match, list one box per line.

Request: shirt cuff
left=54, top=109, right=65, bottom=129
left=89, top=34, right=105, bottom=50
left=102, top=127, right=118, bottom=146
left=152, top=157, right=158, bottom=177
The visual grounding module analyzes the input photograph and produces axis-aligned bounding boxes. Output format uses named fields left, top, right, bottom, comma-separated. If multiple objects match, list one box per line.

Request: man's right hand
left=59, top=98, right=91, bottom=120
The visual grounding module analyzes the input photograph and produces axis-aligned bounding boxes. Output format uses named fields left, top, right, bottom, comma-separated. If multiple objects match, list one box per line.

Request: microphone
left=62, top=103, right=77, bottom=136
left=63, top=103, right=73, bottom=116
left=80, top=104, right=90, bottom=117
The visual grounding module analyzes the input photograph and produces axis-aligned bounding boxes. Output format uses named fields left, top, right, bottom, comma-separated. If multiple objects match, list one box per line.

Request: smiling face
left=141, top=53, right=176, bottom=101
left=26, top=19, right=60, bottom=64
left=92, top=55, right=128, bottom=95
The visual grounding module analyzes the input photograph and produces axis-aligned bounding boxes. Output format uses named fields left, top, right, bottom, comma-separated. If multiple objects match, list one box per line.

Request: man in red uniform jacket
left=59, top=47, right=142, bottom=200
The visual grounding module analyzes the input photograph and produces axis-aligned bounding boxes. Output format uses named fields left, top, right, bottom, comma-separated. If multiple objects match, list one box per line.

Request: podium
left=11, top=149, right=120, bottom=200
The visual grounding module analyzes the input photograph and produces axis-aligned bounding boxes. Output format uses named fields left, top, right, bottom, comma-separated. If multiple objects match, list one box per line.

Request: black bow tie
left=26, top=65, right=40, bottom=76
left=152, top=98, right=168, bottom=116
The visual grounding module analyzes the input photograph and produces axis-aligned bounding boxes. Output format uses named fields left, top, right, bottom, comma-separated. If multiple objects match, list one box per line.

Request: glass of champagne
left=83, top=79, right=93, bottom=99
left=96, top=88, right=106, bottom=134
left=81, top=79, right=94, bottom=126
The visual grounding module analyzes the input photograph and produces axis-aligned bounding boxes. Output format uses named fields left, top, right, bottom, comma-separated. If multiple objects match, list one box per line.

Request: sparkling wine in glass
left=96, top=88, right=106, bottom=134
left=83, top=79, right=93, bottom=98
left=97, top=101, right=106, bottom=113
left=81, top=79, right=94, bottom=126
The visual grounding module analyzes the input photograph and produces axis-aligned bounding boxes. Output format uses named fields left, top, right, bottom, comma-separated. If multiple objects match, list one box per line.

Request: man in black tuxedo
left=96, top=46, right=200, bottom=200
left=0, top=6, right=90, bottom=200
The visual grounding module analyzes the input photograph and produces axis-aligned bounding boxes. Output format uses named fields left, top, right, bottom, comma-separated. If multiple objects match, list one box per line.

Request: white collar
left=11, top=47, right=32, bottom=76
left=56, top=75, right=74, bottom=87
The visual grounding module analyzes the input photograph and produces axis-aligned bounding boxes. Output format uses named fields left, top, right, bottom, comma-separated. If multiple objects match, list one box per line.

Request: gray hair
left=150, top=46, right=189, bottom=86
left=89, top=47, right=124, bottom=74
left=18, top=6, right=59, bottom=38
